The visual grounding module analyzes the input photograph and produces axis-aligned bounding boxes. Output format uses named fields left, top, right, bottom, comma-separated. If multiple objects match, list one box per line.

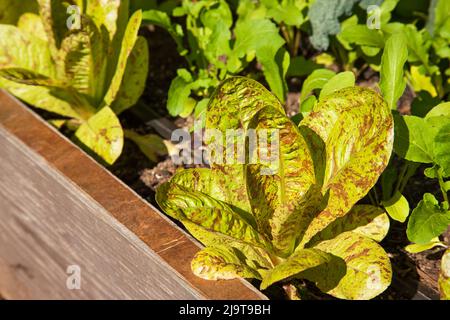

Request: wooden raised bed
left=0, top=90, right=265, bottom=300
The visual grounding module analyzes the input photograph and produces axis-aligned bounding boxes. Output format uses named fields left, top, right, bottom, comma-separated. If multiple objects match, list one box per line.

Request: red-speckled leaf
left=246, top=106, right=319, bottom=256
left=205, top=77, right=285, bottom=217
left=307, top=205, right=390, bottom=246
left=313, top=232, right=392, bottom=300
left=260, top=248, right=346, bottom=290
left=155, top=178, right=271, bottom=250
left=191, top=245, right=262, bottom=280
left=299, top=87, right=394, bottom=245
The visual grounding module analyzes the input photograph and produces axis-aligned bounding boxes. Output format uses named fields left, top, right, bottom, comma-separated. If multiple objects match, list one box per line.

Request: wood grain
left=0, top=91, right=265, bottom=300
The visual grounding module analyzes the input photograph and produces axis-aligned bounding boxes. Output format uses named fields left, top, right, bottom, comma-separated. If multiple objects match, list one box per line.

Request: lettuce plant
left=157, top=77, right=394, bottom=299
left=0, top=0, right=148, bottom=164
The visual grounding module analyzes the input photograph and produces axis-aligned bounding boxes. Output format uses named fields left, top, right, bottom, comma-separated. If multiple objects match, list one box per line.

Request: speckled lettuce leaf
left=110, top=36, right=149, bottom=114
left=246, top=106, right=319, bottom=256
left=86, top=0, right=129, bottom=42
left=313, top=232, right=392, bottom=300
left=182, top=220, right=273, bottom=272
left=60, top=16, right=108, bottom=104
left=307, top=205, right=390, bottom=246
left=0, top=68, right=66, bottom=87
left=74, top=106, right=124, bottom=165
left=0, top=25, right=56, bottom=77
left=17, top=13, right=47, bottom=41
left=439, top=249, right=450, bottom=300
left=0, top=77, right=84, bottom=119
left=260, top=248, right=346, bottom=290
left=156, top=177, right=271, bottom=249
left=36, top=0, right=68, bottom=56
left=299, top=87, right=394, bottom=245
left=205, top=77, right=285, bottom=215
left=191, top=245, right=262, bottom=280
left=102, top=10, right=142, bottom=108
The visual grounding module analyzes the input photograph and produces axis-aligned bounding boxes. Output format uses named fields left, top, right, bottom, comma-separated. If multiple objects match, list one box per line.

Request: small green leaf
left=102, top=9, right=142, bottom=108
left=439, top=249, right=450, bottom=300
left=260, top=248, right=345, bottom=290
left=339, top=25, right=385, bottom=48
left=319, top=71, right=355, bottom=99
left=379, top=33, right=408, bottom=110
left=191, top=245, right=262, bottom=280
left=110, top=36, right=149, bottom=114
left=124, top=130, right=167, bottom=162
left=299, top=95, right=317, bottom=113
left=405, top=238, right=446, bottom=253
left=382, top=192, right=410, bottom=222
left=434, top=123, right=450, bottom=176
left=74, top=106, right=124, bottom=165
left=299, top=69, right=336, bottom=102
left=393, top=115, right=435, bottom=163
left=313, top=232, right=392, bottom=300
left=166, top=73, right=195, bottom=117
left=407, top=193, right=450, bottom=244
left=426, top=102, right=450, bottom=119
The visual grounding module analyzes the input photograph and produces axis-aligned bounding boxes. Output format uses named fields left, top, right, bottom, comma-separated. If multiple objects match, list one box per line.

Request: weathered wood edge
left=0, top=90, right=266, bottom=300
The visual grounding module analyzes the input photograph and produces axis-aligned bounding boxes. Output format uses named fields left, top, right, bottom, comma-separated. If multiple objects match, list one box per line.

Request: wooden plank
left=0, top=126, right=204, bottom=300
left=0, top=91, right=265, bottom=300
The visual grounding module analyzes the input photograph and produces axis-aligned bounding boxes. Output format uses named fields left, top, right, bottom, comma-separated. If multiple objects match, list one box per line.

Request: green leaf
left=246, top=106, right=320, bottom=256
left=407, top=193, right=450, bottom=244
left=300, top=95, right=317, bottom=113
left=313, top=232, right=392, bottom=300
left=382, top=192, right=410, bottom=222
left=299, top=69, right=336, bottom=103
left=60, top=16, right=108, bottom=102
left=110, top=36, right=149, bottom=114
left=426, top=102, right=450, bottom=118
left=191, top=245, right=262, bottom=280
left=233, top=18, right=286, bottom=101
left=411, top=91, right=441, bottom=117
left=156, top=174, right=270, bottom=249
left=393, top=115, right=435, bottom=163
left=102, top=9, right=142, bottom=108
left=339, top=25, right=385, bottom=48
left=0, top=77, right=93, bottom=120
left=439, top=249, right=450, bottom=300
left=405, top=238, right=446, bottom=253
left=0, top=25, right=56, bottom=78
left=308, top=205, right=390, bottom=246
left=408, top=66, right=437, bottom=97
left=300, top=87, right=394, bottom=245
left=166, top=73, right=195, bottom=117
left=74, top=106, right=124, bottom=165
left=0, top=68, right=65, bottom=87
left=36, top=0, right=68, bottom=54
left=434, top=123, right=450, bottom=177
left=124, top=130, right=167, bottom=162
left=319, top=71, right=355, bottom=99
left=17, top=13, right=47, bottom=41
left=379, top=33, right=408, bottom=110
left=86, top=0, right=128, bottom=42
left=260, top=248, right=345, bottom=290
